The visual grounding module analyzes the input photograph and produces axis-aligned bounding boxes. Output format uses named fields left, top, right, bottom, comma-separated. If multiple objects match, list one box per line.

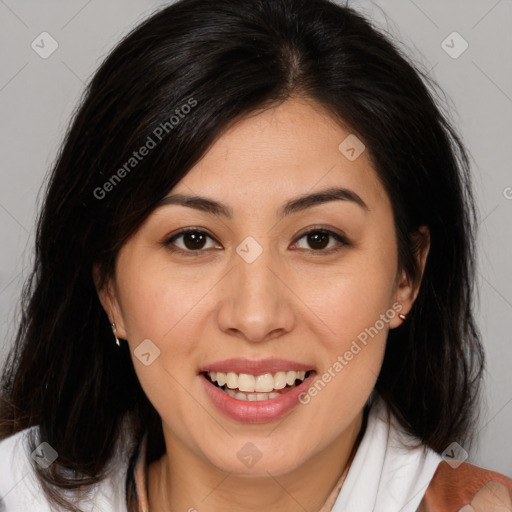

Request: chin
left=203, top=442, right=308, bottom=477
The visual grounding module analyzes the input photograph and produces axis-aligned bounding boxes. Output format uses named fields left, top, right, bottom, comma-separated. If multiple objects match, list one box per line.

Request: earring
left=111, top=322, right=121, bottom=347
left=398, top=313, right=407, bottom=321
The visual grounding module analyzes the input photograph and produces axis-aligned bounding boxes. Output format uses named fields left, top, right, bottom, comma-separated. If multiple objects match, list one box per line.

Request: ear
left=92, top=264, right=127, bottom=338
left=389, top=225, right=430, bottom=329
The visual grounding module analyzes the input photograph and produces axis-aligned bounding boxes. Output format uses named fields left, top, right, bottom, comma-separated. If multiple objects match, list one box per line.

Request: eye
left=163, top=228, right=221, bottom=255
left=163, top=226, right=349, bottom=256
left=292, top=228, right=349, bottom=253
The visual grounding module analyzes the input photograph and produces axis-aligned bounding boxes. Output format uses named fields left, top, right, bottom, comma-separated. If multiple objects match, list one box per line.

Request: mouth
left=199, top=358, right=317, bottom=422
left=203, top=370, right=314, bottom=401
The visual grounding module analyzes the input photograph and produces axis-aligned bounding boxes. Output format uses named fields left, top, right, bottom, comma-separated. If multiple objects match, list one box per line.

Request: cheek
left=114, top=260, right=212, bottom=414
left=297, top=263, right=395, bottom=428
left=303, top=248, right=397, bottom=348
left=116, top=255, right=213, bottom=344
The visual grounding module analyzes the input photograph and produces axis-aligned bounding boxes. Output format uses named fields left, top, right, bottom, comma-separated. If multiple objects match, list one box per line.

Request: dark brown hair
left=1, top=0, right=484, bottom=510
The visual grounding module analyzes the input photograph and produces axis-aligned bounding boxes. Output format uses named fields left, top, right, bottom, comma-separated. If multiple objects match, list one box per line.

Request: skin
left=97, top=96, right=429, bottom=511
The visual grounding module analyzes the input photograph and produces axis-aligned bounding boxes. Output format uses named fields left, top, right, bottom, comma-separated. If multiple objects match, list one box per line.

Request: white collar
left=331, top=396, right=442, bottom=511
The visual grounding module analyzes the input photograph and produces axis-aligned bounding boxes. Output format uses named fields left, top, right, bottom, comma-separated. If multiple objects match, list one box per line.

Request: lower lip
left=200, top=372, right=316, bottom=423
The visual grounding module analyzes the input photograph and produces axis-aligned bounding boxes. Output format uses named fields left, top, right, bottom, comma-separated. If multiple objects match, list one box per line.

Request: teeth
left=225, top=389, right=282, bottom=401
left=255, top=373, right=274, bottom=392
left=226, top=372, right=238, bottom=389
left=238, top=373, right=255, bottom=392
left=286, top=371, right=296, bottom=386
left=207, top=369, right=309, bottom=394
left=216, top=372, right=226, bottom=387
left=273, top=371, right=287, bottom=389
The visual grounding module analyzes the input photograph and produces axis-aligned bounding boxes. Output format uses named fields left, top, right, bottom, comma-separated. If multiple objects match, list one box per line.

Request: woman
left=0, top=0, right=510, bottom=510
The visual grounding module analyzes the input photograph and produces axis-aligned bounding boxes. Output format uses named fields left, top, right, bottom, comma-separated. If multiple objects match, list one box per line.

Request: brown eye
left=163, top=229, right=220, bottom=255
left=182, top=232, right=207, bottom=250
left=293, top=229, right=349, bottom=252
left=306, top=232, right=330, bottom=250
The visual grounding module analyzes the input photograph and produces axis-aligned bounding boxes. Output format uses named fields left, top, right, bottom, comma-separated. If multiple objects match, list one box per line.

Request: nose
left=216, top=247, right=296, bottom=343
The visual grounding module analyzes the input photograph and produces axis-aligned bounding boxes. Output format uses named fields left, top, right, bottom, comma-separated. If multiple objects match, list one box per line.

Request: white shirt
left=0, top=396, right=442, bottom=511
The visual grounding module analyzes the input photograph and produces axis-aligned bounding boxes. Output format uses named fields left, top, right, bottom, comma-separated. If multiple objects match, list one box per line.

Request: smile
left=204, top=370, right=311, bottom=401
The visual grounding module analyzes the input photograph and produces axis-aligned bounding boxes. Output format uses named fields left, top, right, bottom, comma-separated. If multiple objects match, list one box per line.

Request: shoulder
left=0, top=426, right=132, bottom=512
left=418, top=460, right=512, bottom=511
left=0, top=426, right=48, bottom=511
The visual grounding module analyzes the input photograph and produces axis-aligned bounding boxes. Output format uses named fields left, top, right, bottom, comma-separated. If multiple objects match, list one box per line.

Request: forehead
left=170, top=96, right=388, bottom=214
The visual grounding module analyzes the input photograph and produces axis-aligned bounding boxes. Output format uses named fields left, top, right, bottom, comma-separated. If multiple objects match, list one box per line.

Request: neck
left=147, top=410, right=366, bottom=512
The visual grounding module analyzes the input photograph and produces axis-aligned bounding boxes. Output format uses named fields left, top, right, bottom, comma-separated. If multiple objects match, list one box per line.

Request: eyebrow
left=157, top=186, right=369, bottom=219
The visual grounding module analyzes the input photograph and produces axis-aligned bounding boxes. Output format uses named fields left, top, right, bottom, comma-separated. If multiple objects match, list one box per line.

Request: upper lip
left=199, top=358, right=315, bottom=375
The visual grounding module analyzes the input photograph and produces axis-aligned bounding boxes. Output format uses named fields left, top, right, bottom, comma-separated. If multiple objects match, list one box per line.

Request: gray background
left=0, top=0, right=511, bottom=475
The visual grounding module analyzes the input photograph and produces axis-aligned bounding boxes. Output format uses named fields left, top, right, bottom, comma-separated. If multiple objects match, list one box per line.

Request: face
left=99, top=96, right=427, bottom=476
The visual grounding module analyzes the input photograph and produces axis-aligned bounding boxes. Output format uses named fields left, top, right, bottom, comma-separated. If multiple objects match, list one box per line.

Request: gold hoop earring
left=111, top=322, right=121, bottom=347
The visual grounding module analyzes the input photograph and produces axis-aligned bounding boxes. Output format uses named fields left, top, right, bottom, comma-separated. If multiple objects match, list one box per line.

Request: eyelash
left=162, top=226, right=349, bottom=257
